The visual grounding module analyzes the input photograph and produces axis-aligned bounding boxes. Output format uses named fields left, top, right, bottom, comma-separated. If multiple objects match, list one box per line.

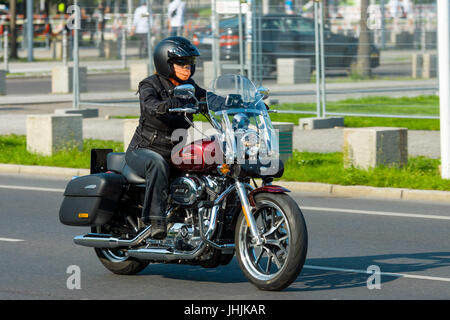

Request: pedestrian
left=131, top=0, right=153, bottom=58
left=168, top=0, right=186, bottom=37
left=285, top=0, right=294, bottom=15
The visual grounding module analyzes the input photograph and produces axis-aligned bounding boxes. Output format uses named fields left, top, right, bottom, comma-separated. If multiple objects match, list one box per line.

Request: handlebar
left=168, top=103, right=198, bottom=114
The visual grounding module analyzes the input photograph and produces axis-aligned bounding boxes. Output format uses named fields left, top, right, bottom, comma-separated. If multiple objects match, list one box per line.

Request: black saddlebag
left=59, top=172, right=126, bottom=226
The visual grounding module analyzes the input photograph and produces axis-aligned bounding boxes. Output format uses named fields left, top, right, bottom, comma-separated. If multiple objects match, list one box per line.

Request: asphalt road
left=1, top=173, right=449, bottom=301
left=4, top=61, right=414, bottom=97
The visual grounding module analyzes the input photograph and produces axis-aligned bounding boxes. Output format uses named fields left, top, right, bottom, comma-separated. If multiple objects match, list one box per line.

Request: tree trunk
left=353, top=0, right=371, bottom=77
left=9, top=0, right=18, bottom=59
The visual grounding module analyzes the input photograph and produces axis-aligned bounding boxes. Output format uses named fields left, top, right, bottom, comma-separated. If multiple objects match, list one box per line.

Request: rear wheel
left=235, top=192, right=308, bottom=291
left=92, top=226, right=149, bottom=275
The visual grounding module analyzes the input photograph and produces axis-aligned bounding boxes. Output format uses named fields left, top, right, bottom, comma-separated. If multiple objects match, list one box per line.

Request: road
left=4, top=62, right=420, bottom=98
left=1, top=173, right=449, bottom=301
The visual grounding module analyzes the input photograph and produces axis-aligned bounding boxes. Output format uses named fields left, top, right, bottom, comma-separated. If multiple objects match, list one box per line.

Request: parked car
left=193, top=14, right=380, bottom=76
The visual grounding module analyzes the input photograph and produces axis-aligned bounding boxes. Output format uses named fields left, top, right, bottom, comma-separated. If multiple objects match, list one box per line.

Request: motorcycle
left=59, top=74, right=308, bottom=291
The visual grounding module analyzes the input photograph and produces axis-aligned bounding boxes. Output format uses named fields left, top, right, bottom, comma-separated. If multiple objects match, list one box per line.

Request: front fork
left=235, top=180, right=263, bottom=245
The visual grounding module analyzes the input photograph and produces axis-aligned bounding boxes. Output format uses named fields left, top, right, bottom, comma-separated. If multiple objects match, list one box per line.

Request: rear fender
left=248, top=185, right=290, bottom=207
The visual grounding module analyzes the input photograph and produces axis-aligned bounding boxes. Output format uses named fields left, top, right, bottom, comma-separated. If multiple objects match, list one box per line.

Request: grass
left=280, top=151, right=450, bottom=191
left=112, top=95, right=440, bottom=130
left=0, top=134, right=123, bottom=169
left=270, top=95, right=440, bottom=130
left=1, top=134, right=449, bottom=191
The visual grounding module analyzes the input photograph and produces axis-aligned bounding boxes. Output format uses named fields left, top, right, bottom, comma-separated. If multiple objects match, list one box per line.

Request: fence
left=0, top=0, right=440, bottom=121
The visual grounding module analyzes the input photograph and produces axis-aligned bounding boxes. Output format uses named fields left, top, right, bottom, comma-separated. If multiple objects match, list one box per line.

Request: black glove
left=156, top=98, right=183, bottom=114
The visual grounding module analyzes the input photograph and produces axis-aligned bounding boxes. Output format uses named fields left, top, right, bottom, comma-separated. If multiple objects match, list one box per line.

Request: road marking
left=304, top=265, right=450, bottom=283
left=1, top=184, right=449, bottom=221
left=0, top=184, right=64, bottom=193
left=302, top=206, right=450, bottom=221
left=0, top=237, right=25, bottom=242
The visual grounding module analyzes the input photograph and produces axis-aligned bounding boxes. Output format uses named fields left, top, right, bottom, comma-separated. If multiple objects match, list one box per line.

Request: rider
left=125, top=36, right=206, bottom=239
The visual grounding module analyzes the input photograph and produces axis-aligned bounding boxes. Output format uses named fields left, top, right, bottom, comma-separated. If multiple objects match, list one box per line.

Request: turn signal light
left=78, top=213, right=89, bottom=219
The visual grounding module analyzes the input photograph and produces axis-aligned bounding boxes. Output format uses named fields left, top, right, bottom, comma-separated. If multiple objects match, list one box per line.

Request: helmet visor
left=171, top=56, right=197, bottom=66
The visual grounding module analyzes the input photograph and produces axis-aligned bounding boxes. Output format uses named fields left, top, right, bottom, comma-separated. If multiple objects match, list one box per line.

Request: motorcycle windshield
left=206, top=74, right=279, bottom=164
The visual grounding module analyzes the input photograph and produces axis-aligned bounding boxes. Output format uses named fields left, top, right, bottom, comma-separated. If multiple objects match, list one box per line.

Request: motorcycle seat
left=106, top=152, right=146, bottom=184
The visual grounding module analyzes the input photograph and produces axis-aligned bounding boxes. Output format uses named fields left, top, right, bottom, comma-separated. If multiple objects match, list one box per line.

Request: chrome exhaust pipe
left=126, top=243, right=207, bottom=261
left=73, top=225, right=152, bottom=249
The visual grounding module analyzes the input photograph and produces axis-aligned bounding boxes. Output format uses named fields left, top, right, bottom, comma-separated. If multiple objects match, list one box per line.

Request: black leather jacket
left=127, top=74, right=206, bottom=159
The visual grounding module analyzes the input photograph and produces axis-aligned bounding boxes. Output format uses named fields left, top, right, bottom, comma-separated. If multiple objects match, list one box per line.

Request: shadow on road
left=137, top=251, right=450, bottom=291
left=288, top=251, right=450, bottom=292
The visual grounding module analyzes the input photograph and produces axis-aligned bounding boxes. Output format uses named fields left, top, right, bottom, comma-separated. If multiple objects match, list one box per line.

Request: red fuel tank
left=171, top=139, right=222, bottom=173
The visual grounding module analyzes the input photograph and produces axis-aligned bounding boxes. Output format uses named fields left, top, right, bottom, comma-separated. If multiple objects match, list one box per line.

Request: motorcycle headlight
left=240, top=130, right=260, bottom=159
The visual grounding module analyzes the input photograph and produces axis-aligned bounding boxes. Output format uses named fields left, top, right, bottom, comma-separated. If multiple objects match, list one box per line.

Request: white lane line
left=302, top=206, right=450, bottom=221
left=0, top=184, right=64, bottom=193
left=0, top=237, right=25, bottom=242
left=1, top=184, right=449, bottom=221
left=304, top=265, right=450, bottom=283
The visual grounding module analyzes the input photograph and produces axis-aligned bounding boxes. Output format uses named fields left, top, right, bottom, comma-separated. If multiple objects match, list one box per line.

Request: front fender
left=248, top=185, right=290, bottom=207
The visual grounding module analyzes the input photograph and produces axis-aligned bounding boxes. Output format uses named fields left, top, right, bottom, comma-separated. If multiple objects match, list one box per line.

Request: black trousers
left=125, top=148, right=170, bottom=221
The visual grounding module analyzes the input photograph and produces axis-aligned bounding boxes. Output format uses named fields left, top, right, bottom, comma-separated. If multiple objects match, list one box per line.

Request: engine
left=169, top=175, right=221, bottom=206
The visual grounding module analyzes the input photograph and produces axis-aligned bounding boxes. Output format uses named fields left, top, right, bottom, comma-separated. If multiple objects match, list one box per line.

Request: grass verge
left=112, top=95, right=440, bottom=130
left=281, top=151, right=450, bottom=191
left=0, top=134, right=123, bottom=169
left=1, top=134, right=449, bottom=191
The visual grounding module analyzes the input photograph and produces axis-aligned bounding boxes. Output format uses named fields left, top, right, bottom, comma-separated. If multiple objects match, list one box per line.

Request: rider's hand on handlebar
left=157, top=98, right=183, bottom=114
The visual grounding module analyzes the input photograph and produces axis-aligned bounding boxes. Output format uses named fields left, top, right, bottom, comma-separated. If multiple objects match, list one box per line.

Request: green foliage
left=0, top=134, right=123, bottom=169
left=281, top=151, right=450, bottom=191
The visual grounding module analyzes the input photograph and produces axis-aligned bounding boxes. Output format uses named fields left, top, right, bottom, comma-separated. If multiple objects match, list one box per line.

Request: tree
left=9, top=0, right=18, bottom=59
left=352, top=0, right=371, bottom=77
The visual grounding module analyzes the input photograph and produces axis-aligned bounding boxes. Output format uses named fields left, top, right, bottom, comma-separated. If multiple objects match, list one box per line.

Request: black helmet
left=153, top=36, right=200, bottom=80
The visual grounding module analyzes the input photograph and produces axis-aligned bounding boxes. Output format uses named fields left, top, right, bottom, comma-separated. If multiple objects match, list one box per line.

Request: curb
left=0, top=164, right=89, bottom=178
left=275, top=181, right=450, bottom=204
left=1, top=164, right=449, bottom=204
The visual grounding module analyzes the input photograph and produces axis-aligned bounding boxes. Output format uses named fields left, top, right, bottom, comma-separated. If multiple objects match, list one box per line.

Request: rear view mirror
left=256, top=86, right=269, bottom=100
left=174, top=84, right=195, bottom=99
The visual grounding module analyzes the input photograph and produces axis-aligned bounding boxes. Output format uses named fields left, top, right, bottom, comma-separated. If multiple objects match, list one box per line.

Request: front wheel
left=235, top=193, right=308, bottom=291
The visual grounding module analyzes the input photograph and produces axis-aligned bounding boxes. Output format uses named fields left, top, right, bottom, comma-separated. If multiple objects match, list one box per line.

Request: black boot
left=150, top=217, right=167, bottom=240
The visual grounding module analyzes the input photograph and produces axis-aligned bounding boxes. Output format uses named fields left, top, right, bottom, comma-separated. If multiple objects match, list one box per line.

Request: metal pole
left=246, top=0, right=253, bottom=81
left=380, top=0, right=385, bottom=50
left=62, top=29, right=68, bottom=66
left=438, top=0, right=450, bottom=179
left=73, top=1, right=80, bottom=109
left=314, top=1, right=321, bottom=118
left=26, top=0, right=34, bottom=62
left=146, top=0, right=153, bottom=75
left=3, top=29, right=8, bottom=73
left=121, top=27, right=127, bottom=69
left=319, top=0, right=326, bottom=117
left=238, top=1, right=244, bottom=75
left=211, top=0, right=220, bottom=79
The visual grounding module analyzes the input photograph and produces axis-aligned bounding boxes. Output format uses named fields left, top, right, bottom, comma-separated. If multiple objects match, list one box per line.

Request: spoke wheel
left=92, top=226, right=149, bottom=275
left=235, top=193, right=307, bottom=291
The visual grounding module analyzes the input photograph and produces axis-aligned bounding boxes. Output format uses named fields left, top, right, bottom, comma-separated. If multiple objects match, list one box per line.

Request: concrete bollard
left=0, top=69, right=5, bottom=95
left=422, top=53, right=437, bottom=79
left=299, top=117, right=344, bottom=130
left=51, top=66, right=87, bottom=94
left=412, top=53, right=437, bottom=79
left=104, top=40, right=118, bottom=59
left=26, top=114, right=83, bottom=156
left=411, top=53, right=423, bottom=79
left=203, top=61, right=214, bottom=88
left=272, top=122, right=294, bottom=163
left=276, top=58, right=311, bottom=85
left=130, top=63, right=148, bottom=92
left=123, top=118, right=139, bottom=151
left=343, top=127, right=408, bottom=169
